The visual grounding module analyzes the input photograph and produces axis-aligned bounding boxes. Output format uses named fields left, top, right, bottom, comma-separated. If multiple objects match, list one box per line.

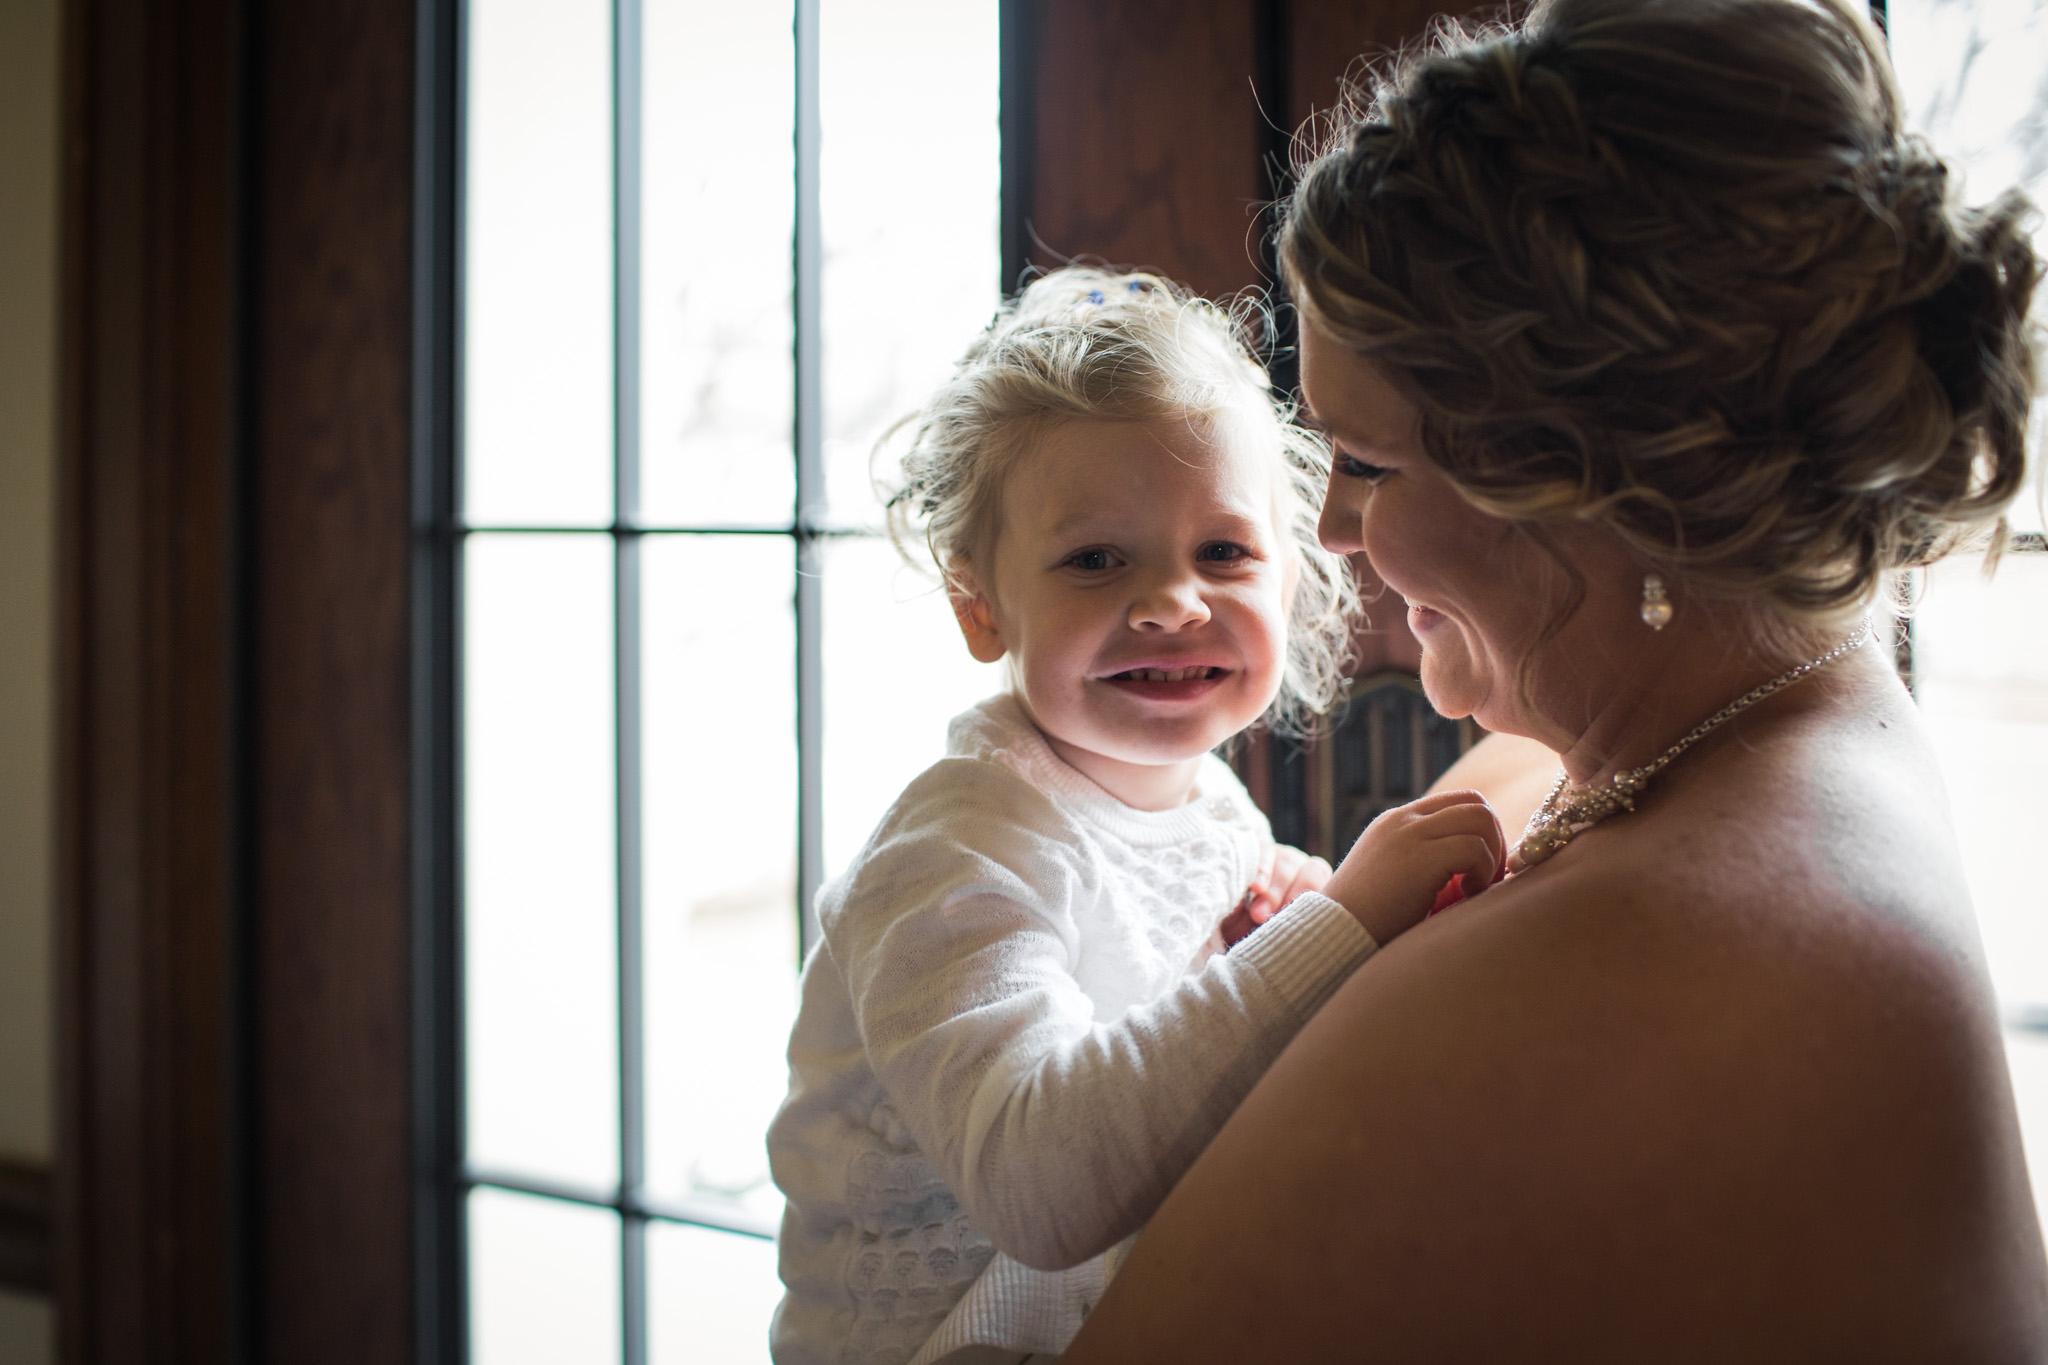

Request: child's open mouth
left=1103, top=665, right=1229, bottom=700
left=1111, top=666, right=1223, bottom=682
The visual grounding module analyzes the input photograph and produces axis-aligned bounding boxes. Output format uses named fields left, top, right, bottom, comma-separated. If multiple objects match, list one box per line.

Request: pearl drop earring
left=1640, top=573, right=1673, bottom=631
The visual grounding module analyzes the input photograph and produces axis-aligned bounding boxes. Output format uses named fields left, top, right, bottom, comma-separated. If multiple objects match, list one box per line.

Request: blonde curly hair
left=881, top=265, right=1359, bottom=736
left=1280, top=0, right=2040, bottom=630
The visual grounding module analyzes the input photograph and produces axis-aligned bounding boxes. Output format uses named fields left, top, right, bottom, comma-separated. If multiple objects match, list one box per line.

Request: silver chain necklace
left=1510, top=623, right=1873, bottom=873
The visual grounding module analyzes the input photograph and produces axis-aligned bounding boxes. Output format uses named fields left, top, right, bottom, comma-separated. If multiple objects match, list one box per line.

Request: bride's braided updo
left=1282, top=0, right=2040, bottom=624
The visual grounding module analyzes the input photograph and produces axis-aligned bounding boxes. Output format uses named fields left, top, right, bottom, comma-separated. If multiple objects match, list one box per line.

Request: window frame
left=411, top=1, right=1038, bottom=1359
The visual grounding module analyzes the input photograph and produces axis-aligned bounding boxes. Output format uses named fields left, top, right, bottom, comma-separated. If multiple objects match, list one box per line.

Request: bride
left=1063, top=0, right=2048, bottom=1355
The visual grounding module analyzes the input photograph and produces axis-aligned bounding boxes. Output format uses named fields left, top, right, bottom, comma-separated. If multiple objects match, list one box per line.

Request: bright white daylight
left=456, top=0, right=2048, bottom=1359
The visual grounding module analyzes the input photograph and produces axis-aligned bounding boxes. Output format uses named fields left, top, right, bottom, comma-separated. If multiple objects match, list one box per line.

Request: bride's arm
left=1058, top=833, right=2040, bottom=1361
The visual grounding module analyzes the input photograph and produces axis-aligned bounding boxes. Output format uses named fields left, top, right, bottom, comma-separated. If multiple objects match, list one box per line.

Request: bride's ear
left=946, top=560, right=1006, bottom=664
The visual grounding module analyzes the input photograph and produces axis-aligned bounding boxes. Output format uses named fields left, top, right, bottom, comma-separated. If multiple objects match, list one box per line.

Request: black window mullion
left=794, top=0, right=826, bottom=962
left=613, top=0, right=648, bottom=1358
left=414, top=0, right=467, bottom=1359
left=464, top=1168, right=777, bottom=1240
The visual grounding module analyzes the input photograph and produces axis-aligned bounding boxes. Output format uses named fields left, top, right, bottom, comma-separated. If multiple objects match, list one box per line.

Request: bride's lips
left=1408, top=602, right=1448, bottom=632
left=1099, top=662, right=1232, bottom=702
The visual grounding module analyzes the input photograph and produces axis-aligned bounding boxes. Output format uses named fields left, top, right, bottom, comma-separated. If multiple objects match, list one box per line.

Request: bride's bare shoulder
left=1065, top=798, right=2047, bottom=1361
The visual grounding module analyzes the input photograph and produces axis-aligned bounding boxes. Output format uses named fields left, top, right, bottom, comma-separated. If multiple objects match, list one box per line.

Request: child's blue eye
left=1067, top=549, right=1114, bottom=572
left=1198, top=542, right=1248, bottom=563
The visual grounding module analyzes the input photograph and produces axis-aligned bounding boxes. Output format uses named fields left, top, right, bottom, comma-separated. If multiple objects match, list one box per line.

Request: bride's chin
left=1418, top=651, right=1486, bottom=723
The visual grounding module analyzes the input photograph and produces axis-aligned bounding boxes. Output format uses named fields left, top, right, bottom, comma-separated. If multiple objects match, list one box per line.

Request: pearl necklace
left=1509, top=624, right=1874, bottom=873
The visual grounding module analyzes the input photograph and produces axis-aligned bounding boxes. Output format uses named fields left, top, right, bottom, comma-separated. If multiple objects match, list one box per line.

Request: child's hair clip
left=1087, top=289, right=1106, bottom=305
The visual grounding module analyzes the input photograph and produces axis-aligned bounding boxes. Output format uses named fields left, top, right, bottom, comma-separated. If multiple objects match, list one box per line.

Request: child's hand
left=1219, top=844, right=1333, bottom=948
left=1322, top=789, right=1504, bottom=946
left=1246, top=843, right=1332, bottom=926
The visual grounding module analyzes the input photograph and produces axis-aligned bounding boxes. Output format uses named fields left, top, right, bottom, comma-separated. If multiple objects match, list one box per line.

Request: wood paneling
left=1022, top=0, right=1497, bottom=301
left=56, top=0, right=249, bottom=1356
left=59, top=0, right=418, bottom=1358
left=0, top=1159, right=53, bottom=1294
left=1288, top=0, right=1484, bottom=134
left=247, top=0, right=416, bottom=1360
left=1029, top=0, right=1270, bottom=300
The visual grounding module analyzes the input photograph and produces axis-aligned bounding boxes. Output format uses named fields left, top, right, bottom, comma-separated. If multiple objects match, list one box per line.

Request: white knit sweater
left=767, top=696, right=1376, bottom=1365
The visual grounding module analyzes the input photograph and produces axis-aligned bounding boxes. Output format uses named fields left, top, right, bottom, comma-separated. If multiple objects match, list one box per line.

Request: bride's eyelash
left=1336, top=453, right=1390, bottom=482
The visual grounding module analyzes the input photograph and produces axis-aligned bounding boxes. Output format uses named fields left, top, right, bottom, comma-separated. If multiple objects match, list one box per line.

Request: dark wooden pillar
left=56, top=0, right=251, bottom=1355
left=57, top=0, right=418, bottom=1358
left=246, top=0, right=418, bottom=1359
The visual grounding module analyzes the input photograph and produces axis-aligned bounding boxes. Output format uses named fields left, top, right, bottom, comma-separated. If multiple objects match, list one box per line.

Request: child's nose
left=1128, top=570, right=1211, bottom=630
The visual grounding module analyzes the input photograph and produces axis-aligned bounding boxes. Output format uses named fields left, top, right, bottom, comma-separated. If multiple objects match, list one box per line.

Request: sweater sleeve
left=825, top=757, right=1376, bottom=1273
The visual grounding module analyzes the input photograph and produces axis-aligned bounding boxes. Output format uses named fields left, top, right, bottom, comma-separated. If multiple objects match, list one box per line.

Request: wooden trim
left=246, top=0, right=418, bottom=1357
left=56, top=0, right=252, bottom=1356
left=999, top=0, right=1038, bottom=295
left=58, top=0, right=418, bottom=1358
left=0, top=1159, right=53, bottom=1295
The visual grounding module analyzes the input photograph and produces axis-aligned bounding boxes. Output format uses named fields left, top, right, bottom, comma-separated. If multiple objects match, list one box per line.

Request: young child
left=767, top=268, right=1502, bottom=1365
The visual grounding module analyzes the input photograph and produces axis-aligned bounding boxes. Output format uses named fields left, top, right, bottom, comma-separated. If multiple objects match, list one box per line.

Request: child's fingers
left=1440, top=833, right=1504, bottom=891
left=1396, top=786, right=1492, bottom=818
left=1274, top=854, right=1332, bottom=908
left=1408, top=801, right=1507, bottom=885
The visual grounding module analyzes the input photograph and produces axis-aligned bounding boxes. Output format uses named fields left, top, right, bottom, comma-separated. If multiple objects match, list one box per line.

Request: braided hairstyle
left=1281, top=0, right=2040, bottom=626
left=881, top=265, right=1359, bottom=736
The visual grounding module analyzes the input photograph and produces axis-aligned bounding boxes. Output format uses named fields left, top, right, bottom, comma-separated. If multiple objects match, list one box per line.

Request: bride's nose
left=1317, top=473, right=1366, bottom=556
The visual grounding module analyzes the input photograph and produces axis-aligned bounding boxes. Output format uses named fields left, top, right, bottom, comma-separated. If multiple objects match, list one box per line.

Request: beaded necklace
left=1508, top=624, right=1873, bottom=873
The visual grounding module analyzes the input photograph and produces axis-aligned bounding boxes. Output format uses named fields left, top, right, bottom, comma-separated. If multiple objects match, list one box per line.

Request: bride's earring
left=1640, top=573, right=1673, bottom=631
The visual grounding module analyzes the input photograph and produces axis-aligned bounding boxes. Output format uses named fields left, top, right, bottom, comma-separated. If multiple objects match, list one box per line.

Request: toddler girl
left=767, top=268, right=1502, bottom=1365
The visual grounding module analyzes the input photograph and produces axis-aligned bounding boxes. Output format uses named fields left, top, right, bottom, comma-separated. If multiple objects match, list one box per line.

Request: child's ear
left=946, top=561, right=1007, bottom=664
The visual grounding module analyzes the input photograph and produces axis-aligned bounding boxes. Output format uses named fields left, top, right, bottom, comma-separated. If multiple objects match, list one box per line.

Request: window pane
left=1891, top=0, right=2048, bottom=533
left=820, top=0, right=1001, bottom=527
left=465, top=0, right=614, bottom=527
left=638, top=0, right=797, bottom=527
left=642, top=535, right=797, bottom=1217
left=470, top=1189, right=623, bottom=1365
left=647, top=1222, right=781, bottom=1365
left=821, top=536, right=1005, bottom=878
left=465, top=534, right=620, bottom=1187
left=1915, top=552, right=2048, bottom=1010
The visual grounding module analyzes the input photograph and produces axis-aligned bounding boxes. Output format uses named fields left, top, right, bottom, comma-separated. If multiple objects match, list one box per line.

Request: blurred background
left=3, top=0, right=2043, bottom=1361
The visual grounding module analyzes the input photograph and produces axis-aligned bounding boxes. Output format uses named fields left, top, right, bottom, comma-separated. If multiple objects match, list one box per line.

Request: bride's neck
left=1535, top=614, right=1859, bottom=789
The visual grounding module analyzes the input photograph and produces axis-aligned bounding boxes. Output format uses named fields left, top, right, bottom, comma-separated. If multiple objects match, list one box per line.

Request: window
left=436, top=5, right=2048, bottom=1360
left=1888, top=0, right=2048, bottom=1233
left=452, top=1, right=1002, bottom=1358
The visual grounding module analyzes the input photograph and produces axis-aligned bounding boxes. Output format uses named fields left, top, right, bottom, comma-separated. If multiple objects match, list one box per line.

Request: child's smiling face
left=951, top=415, right=1296, bottom=811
